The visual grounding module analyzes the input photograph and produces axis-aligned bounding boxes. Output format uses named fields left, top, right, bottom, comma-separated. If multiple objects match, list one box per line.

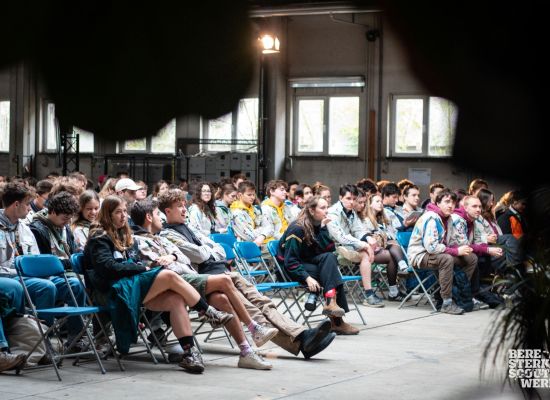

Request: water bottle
left=304, top=292, right=318, bottom=311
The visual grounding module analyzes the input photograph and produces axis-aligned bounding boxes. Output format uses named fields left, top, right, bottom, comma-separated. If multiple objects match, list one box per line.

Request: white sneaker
left=251, top=324, right=279, bottom=347
left=238, top=351, right=272, bottom=370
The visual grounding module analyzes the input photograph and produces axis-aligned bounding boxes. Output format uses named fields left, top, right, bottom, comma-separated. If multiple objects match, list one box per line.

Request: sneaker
left=336, top=246, right=363, bottom=263
left=179, top=347, right=205, bottom=373
left=64, top=337, right=91, bottom=355
left=362, top=294, right=385, bottom=308
left=388, top=291, right=408, bottom=302
left=0, top=351, right=27, bottom=372
left=397, top=268, right=410, bottom=277
left=204, top=306, right=234, bottom=328
left=238, top=351, right=272, bottom=370
left=440, top=301, right=464, bottom=315
left=251, top=324, right=279, bottom=347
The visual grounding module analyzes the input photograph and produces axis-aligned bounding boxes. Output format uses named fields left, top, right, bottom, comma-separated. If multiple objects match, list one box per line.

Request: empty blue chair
left=233, top=241, right=274, bottom=282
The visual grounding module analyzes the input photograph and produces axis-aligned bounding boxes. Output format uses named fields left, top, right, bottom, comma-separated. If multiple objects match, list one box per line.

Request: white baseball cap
left=115, top=178, right=142, bottom=192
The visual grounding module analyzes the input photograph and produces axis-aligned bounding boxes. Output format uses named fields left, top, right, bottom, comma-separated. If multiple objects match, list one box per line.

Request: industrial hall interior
left=1, top=1, right=547, bottom=400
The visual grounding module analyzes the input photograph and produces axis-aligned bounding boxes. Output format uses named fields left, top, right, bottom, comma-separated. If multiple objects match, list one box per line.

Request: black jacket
left=29, top=218, right=76, bottom=271
left=277, top=221, right=335, bottom=283
left=83, top=233, right=147, bottom=293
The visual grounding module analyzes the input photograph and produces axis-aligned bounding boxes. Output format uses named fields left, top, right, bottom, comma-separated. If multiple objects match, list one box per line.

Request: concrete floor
left=0, top=302, right=528, bottom=400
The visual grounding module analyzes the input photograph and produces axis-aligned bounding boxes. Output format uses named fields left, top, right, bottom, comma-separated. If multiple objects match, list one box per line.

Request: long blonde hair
left=365, top=193, right=389, bottom=228
left=91, top=195, right=133, bottom=251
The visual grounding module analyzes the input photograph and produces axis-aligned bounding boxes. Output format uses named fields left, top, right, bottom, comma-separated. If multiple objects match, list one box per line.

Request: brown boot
left=330, top=317, right=360, bottom=335
left=322, top=298, right=345, bottom=317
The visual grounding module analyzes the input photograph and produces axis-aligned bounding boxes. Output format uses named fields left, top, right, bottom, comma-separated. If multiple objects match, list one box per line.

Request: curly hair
left=158, top=188, right=186, bottom=214
left=191, top=181, right=216, bottom=217
left=47, top=192, right=80, bottom=215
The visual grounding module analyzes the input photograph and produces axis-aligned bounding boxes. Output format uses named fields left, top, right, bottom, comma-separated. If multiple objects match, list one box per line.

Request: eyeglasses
left=201, top=190, right=212, bottom=193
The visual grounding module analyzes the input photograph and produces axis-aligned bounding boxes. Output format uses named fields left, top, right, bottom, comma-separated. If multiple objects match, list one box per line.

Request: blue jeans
left=0, top=278, right=25, bottom=349
left=19, top=276, right=86, bottom=338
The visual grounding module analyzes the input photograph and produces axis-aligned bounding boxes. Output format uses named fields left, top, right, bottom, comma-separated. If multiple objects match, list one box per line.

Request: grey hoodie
left=0, top=209, right=40, bottom=276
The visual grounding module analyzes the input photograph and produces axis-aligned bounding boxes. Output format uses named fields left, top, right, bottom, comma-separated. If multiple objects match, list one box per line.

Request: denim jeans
left=0, top=277, right=25, bottom=349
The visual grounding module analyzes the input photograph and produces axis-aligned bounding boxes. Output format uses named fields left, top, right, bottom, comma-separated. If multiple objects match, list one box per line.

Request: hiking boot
left=388, top=291, right=408, bottom=302
left=330, top=318, right=360, bottom=335
left=440, top=301, right=464, bottom=315
left=238, top=351, right=272, bottom=370
left=322, top=299, right=345, bottom=317
left=179, top=347, right=205, bottom=373
left=251, top=324, right=279, bottom=347
left=204, top=306, right=234, bottom=328
left=0, top=352, right=26, bottom=372
left=362, top=294, right=385, bottom=308
left=336, top=246, right=363, bottom=263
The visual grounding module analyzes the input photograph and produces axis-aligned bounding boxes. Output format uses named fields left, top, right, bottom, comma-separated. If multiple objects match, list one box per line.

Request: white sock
left=389, top=285, right=398, bottom=297
left=398, top=260, right=408, bottom=271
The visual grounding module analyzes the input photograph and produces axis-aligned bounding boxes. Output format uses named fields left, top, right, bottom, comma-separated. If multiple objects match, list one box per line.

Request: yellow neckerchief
left=262, top=198, right=288, bottom=233
left=230, top=200, right=257, bottom=229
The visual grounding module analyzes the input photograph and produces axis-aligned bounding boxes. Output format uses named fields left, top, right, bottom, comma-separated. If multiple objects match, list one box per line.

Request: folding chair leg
left=94, top=316, right=125, bottom=371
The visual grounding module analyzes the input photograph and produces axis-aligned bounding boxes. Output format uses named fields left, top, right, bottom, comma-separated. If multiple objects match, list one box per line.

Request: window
left=294, top=95, right=360, bottom=156
left=73, top=126, right=95, bottom=153
left=0, top=101, right=9, bottom=152
left=121, top=118, right=176, bottom=154
left=41, top=102, right=95, bottom=153
left=290, top=77, right=364, bottom=157
left=202, top=98, right=258, bottom=152
left=389, top=95, right=458, bottom=157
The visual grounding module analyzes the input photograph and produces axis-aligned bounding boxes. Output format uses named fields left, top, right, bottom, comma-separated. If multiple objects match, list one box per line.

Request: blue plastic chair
left=233, top=241, right=274, bottom=282
left=210, top=233, right=237, bottom=248
left=395, top=231, right=438, bottom=312
left=69, top=253, right=125, bottom=370
left=219, top=242, right=236, bottom=261
left=15, top=254, right=107, bottom=380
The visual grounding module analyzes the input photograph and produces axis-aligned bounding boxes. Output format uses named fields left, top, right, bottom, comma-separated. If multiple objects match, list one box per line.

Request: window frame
left=388, top=94, right=456, bottom=158
left=0, top=99, right=10, bottom=153
left=118, top=119, right=176, bottom=154
left=292, top=93, right=362, bottom=157
left=201, top=97, right=259, bottom=153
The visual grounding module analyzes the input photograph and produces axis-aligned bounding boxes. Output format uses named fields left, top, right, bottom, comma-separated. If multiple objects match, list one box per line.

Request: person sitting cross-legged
left=130, top=198, right=275, bottom=370
left=84, top=195, right=234, bottom=373
left=279, top=196, right=359, bottom=335
left=158, top=189, right=336, bottom=358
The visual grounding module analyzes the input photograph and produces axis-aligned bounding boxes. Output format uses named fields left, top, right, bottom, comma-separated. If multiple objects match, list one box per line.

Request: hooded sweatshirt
left=0, top=209, right=40, bottom=275
left=406, top=203, right=458, bottom=267
left=448, top=207, right=488, bottom=256
left=230, top=200, right=271, bottom=242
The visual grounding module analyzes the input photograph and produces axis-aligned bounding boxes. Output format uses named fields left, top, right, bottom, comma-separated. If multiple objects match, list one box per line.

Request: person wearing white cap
left=115, top=178, right=142, bottom=205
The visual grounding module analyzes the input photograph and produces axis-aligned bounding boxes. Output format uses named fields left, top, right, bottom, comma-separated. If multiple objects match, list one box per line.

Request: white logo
left=508, top=349, right=550, bottom=388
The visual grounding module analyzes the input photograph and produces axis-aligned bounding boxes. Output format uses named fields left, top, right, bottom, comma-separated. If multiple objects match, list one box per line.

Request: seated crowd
left=0, top=172, right=527, bottom=374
